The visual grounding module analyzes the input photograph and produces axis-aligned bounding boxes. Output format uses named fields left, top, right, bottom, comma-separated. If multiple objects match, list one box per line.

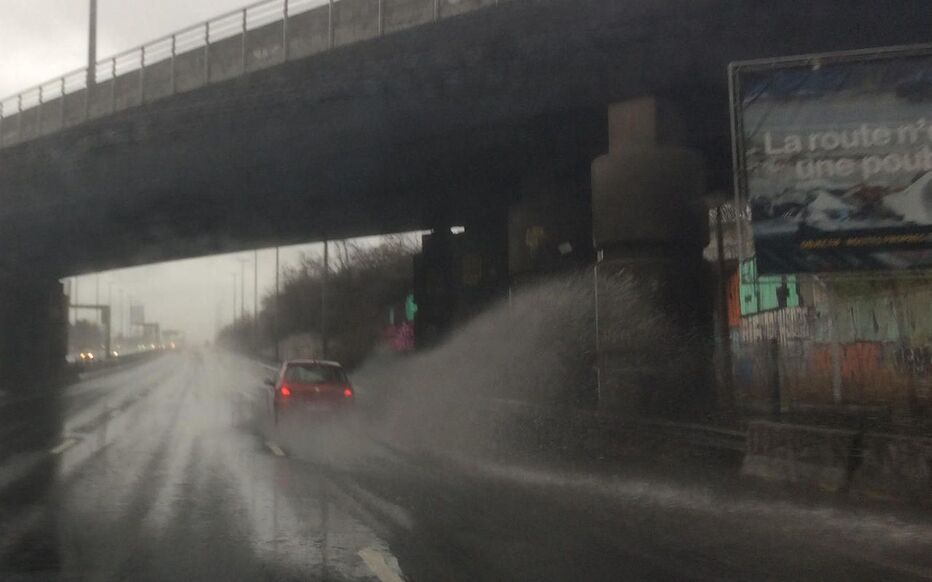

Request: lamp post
left=234, top=257, right=249, bottom=321
left=321, top=240, right=329, bottom=359
left=274, top=247, right=280, bottom=361
left=253, top=250, right=259, bottom=353
left=231, top=273, right=238, bottom=325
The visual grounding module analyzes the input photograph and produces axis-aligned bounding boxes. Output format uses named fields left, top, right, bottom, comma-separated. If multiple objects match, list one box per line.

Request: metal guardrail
left=0, top=0, right=500, bottom=148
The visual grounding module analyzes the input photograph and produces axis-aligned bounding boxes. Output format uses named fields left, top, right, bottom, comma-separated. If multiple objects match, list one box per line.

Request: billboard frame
left=728, top=42, right=932, bottom=277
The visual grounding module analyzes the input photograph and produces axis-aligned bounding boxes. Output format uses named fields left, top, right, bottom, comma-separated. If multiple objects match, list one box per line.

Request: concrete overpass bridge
left=1, top=0, right=929, bottom=409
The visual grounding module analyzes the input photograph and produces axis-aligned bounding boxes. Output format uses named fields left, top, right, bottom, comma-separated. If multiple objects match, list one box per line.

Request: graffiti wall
left=730, top=264, right=931, bottom=422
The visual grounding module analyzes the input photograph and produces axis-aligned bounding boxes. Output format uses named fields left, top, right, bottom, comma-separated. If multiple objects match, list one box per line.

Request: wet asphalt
left=1, top=352, right=930, bottom=581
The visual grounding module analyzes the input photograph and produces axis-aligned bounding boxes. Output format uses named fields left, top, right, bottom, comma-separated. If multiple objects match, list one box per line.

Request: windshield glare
left=1, top=1, right=930, bottom=580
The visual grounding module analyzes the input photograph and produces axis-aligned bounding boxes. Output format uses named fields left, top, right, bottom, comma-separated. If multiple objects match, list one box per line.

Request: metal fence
left=0, top=0, right=501, bottom=147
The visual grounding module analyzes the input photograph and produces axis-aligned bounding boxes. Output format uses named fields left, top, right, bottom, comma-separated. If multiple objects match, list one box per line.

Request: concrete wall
left=144, top=59, right=174, bottom=103
left=63, top=90, right=87, bottom=127
left=383, top=0, right=435, bottom=33
left=730, top=274, right=932, bottom=421
left=174, top=50, right=208, bottom=93
left=246, top=21, right=286, bottom=71
left=0, top=112, right=21, bottom=144
left=208, top=35, right=246, bottom=83
left=440, top=0, right=495, bottom=18
left=38, top=98, right=65, bottom=135
left=0, top=274, right=67, bottom=395
left=287, top=6, right=331, bottom=59
left=17, top=108, right=39, bottom=142
left=88, top=81, right=115, bottom=119
left=1, top=0, right=496, bottom=148
left=743, top=421, right=856, bottom=491
left=114, top=71, right=143, bottom=111
left=743, top=420, right=932, bottom=503
left=333, top=0, right=381, bottom=47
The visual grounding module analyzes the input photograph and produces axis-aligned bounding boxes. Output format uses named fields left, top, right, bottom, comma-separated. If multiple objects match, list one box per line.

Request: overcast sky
left=0, top=0, right=400, bottom=345
left=0, top=0, right=257, bottom=98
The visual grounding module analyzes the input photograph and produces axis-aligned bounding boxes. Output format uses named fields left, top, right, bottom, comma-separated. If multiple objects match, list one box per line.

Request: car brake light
left=280, top=386, right=291, bottom=397
left=343, top=387, right=353, bottom=398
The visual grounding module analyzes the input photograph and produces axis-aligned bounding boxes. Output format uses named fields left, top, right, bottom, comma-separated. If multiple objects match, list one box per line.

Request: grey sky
left=1, top=0, right=409, bottom=344
left=0, top=0, right=257, bottom=98
left=68, top=242, right=344, bottom=346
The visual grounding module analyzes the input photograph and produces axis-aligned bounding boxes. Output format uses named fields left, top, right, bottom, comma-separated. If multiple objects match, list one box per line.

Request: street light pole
left=274, top=246, right=280, bottom=362
left=87, top=0, right=98, bottom=89
left=253, top=250, right=259, bottom=353
left=231, top=273, right=238, bottom=325
left=118, top=289, right=124, bottom=338
left=72, top=277, right=79, bottom=324
left=234, top=257, right=248, bottom=321
left=321, top=240, right=329, bottom=359
left=107, top=281, right=114, bottom=351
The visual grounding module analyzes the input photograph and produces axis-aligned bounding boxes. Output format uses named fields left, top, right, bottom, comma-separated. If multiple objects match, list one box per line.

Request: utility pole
left=235, top=257, right=248, bottom=321
left=253, top=250, right=259, bottom=353
left=231, top=273, right=238, bottom=325
left=72, top=277, right=79, bottom=324
left=106, top=280, right=114, bottom=351
left=118, top=289, right=124, bottom=338
left=87, top=0, right=98, bottom=89
left=274, top=247, right=280, bottom=361
left=95, top=274, right=100, bottom=324
left=321, top=240, right=329, bottom=359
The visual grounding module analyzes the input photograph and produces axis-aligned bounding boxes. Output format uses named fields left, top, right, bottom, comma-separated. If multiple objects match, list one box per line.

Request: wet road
left=1, top=352, right=931, bottom=581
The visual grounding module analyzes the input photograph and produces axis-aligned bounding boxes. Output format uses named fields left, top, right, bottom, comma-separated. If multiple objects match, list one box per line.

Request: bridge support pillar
left=591, top=97, right=713, bottom=418
left=508, top=169, right=593, bottom=287
left=0, top=266, right=68, bottom=396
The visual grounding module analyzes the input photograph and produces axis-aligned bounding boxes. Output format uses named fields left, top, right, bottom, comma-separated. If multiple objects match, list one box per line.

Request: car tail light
left=343, top=387, right=353, bottom=399
left=280, top=386, right=291, bottom=397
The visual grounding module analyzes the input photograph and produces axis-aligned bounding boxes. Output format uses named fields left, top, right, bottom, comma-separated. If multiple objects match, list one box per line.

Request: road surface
left=1, top=352, right=930, bottom=581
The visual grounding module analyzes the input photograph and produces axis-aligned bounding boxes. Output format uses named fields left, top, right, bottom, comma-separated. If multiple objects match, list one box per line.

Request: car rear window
left=283, top=364, right=347, bottom=384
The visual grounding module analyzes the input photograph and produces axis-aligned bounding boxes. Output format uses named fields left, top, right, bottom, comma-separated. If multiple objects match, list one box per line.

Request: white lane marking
left=265, top=441, right=286, bottom=457
left=358, top=547, right=407, bottom=582
left=49, top=438, right=79, bottom=455
left=343, top=482, right=415, bottom=532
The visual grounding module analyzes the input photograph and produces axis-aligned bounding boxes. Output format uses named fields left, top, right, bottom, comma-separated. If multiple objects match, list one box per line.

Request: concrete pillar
left=414, top=211, right=510, bottom=348
left=591, top=97, right=713, bottom=418
left=507, top=170, right=598, bottom=407
left=508, top=169, right=593, bottom=285
left=0, top=266, right=68, bottom=395
left=413, top=227, right=456, bottom=348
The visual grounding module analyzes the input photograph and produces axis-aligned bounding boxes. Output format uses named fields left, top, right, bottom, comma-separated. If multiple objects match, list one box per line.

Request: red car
left=267, top=360, right=354, bottom=424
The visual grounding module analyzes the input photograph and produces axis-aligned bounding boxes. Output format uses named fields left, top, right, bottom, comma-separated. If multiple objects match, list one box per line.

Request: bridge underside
left=1, top=0, right=930, bottom=413
left=3, top=0, right=929, bottom=275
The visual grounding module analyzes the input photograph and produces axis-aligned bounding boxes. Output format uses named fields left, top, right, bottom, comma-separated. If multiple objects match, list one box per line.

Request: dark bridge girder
left=1, top=0, right=930, bottom=277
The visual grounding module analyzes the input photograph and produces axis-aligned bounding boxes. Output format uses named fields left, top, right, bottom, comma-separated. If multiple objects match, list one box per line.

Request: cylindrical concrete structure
left=591, top=97, right=713, bottom=418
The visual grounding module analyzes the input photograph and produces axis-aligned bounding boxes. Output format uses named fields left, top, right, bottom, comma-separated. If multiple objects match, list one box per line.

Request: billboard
left=731, top=45, right=932, bottom=274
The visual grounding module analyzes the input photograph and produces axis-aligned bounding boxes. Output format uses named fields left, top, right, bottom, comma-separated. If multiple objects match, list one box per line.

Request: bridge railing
left=0, top=0, right=500, bottom=149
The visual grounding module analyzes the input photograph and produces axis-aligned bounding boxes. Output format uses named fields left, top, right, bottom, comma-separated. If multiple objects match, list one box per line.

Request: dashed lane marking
left=49, top=438, right=79, bottom=455
left=358, top=547, right=407, bottom=582
left=265, top=441, right=286, bottom=457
